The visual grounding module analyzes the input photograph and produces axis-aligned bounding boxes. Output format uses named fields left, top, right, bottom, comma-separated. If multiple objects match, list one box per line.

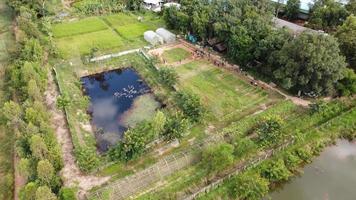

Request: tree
left=27, top=79, right=41, bottom=101
left=346, top=0, right=356, bottom=15
left=175, top=91, right=204, bottom=122
left=30, top=135, right=48, bottom=160
left=59, top=188, right=76, bottom=200
left=273, top=32, right=347, bottom=96
left=126, top=0, right=142, bottom=11
left=151, top=111, right=166, bottom=136
left=1, top=100, right=22, bottom=126
left=336, top=68, right=356, bottom=96
left=35, top=186, right=57, bottom=200
left=75, top=147, right=99, bottom=172
left=229, top=172, right=269, bottom=200
left=233, top=137, right=257, bottom=158
left=285, top=0, right=300, bottom=20
left=260, top=159, right=292, bottom=182
left=308, top=0, right=349, bottom=31
left=37, top=159, right=54, bottom=184
left=256, top=115, right=284, bottom=145
left=20, top=182, right=37, bottom=200
left=161, top=112, right=189, bottom=141
left=201, top=143, right=234, bottom=174
left=335, top=15, right=356, bottom=70
left=157, top=68, right=178, bottom=88
left=18, top=158, right=31, bottom=181
left=20, top=38, right=44, bottom=63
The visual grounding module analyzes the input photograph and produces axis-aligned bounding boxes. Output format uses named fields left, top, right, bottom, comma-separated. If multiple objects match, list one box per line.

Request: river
left=270, top=140, right=356, bottom=200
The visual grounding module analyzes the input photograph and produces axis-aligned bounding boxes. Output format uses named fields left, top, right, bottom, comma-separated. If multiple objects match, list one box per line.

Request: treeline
left=1, top=1, right=75, bottom=200
left=163, top=0, right=355, bottom=97
left=72, top=0, right=143, bottom=15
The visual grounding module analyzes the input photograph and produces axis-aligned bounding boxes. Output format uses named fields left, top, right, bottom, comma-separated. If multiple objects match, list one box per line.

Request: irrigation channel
left=270, top=139, right=356, bottom=200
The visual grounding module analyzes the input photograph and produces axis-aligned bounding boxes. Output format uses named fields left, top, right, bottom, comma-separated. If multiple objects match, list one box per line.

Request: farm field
left=53, top=12, right=165, bottom=58
left=162, top=47, right=191, bottom=63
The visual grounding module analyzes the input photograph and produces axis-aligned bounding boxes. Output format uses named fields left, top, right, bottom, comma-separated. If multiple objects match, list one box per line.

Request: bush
left=260, top=159, right=292, bottom=183
left=201, top=143, right=234, bottom=175
left=175, top=90, right=204, bottom=122
left=256, top=115, right=284, bottom=145
left=229, top=172, right=269, bottom=200
left=75, top=147, right=99, bottom=172
left=157, top=68, right=178, bottom=88
left=232, top=137, right=257, bottom=158
left=160, top=112, right=189, bottom=141
left=59, top=187, right=76, bottom=200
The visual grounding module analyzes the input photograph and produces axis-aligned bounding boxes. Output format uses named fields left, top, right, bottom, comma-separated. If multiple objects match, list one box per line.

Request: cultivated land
left=53, top=12, right=164, bottom=58
left=12, top=6, right=352, bottom=200
left=0, top=2, right=14, bottom=200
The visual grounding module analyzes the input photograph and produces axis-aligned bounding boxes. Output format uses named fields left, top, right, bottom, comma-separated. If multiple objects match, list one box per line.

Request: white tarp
left=156, top=28, right=176, bottom=44
left=144, top=31, right=163, bottom=46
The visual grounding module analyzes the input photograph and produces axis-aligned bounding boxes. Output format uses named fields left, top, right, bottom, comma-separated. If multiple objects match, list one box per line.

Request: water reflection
left=270, top=140, right=356, bottom=200
left=81, top=68, right=156, bottom=152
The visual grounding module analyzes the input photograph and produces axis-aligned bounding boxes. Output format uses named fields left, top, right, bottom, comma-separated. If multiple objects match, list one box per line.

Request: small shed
left=156, top=28, right=176, bottom=43
left=144, top=31, right=163, bottom=46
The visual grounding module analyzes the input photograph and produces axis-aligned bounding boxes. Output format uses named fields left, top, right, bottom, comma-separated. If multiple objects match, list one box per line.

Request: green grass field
left=54, top=12, right=164, bottom=58
left=175, top=60, right=280, bottom=123
left=162, top=48, right=191, bottom=63
left=52, top=17, right=109, bottom=38
left=56, top=29, right=125, bottom=57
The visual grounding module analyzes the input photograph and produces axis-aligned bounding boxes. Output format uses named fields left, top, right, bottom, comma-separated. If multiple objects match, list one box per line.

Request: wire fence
left=182, top=139, right=295, bottom=200
left=88, top=134, right=224, bottom=200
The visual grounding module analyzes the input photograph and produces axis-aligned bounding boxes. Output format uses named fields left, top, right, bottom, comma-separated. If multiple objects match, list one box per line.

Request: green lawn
left=115, top=23, right=155, bottom=39
left=103, top=13, right=138, bottom=26
left=55, top=29, right=125, bottom=57
left=175, top=60, right=279, bottom=123
left=162, top=48, right=191, bottom=63
left=53, top=12, right=164, bottom=58
left=52, top=17, right=109, bottom=38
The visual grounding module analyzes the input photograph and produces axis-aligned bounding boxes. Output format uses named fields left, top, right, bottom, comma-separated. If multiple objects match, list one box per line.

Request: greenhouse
left=144, top=30, right=163, bottom=46
left=156, top=28, right=176, bottom=43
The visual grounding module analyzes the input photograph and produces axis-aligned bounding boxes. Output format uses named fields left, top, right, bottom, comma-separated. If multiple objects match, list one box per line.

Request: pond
left=270, top=140, right=356, bottom=200
left=81, top=68, right=160, bottom=152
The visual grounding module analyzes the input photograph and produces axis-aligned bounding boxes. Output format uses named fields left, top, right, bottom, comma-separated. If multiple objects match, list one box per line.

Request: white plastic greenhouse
left=144, top=31, right=163, bottom=46
left=156, top=28, right=176, bottom=44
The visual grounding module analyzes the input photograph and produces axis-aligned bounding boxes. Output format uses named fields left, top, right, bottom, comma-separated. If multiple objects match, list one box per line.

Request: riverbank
left=271, top=139, right=356, bottom=200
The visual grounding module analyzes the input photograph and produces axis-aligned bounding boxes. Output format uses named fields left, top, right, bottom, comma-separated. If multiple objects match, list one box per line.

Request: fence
left=88, top=134, right=224, bottom=200
left=182, top=139, right=295, bottom=200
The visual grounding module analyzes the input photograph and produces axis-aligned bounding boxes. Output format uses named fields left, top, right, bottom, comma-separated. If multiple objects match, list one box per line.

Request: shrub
left=59, top=187, right=76, bottom=200
left=157, top=68, right=178, bottom=88
left=201, top=143, right=234, bottom=175
left=232, top=137, right=257, bottom=158
left=75, top=147, right=99, bottom=172
left=260, top=159, right=292, bottom=183
left=228, top=172, right=269, bottom=200
left=256, top=115, right=284, bottom=145
left=160, top=112, right=189, bottom=141
left=175, top=90, right=204, bottom=122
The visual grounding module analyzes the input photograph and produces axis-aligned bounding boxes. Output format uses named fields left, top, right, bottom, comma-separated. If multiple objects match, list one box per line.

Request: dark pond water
left=270, top=140, right=356, bottom=200
left=81, top=68, right=154, bottom=152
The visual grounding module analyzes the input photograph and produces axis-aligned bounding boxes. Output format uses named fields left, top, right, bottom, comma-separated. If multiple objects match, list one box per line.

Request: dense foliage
left=201, top=143, right=234, bottom=174
left=335, top=15, right=356, bottom=70
left=228, top=172, right=269, bottom=200
left=2, top=1, right=67, bottom=199
left=175, top=90, right=204, bottom=122
left=157, top=67, right=178, bottom=88
left=163, top=0, right=354, bottom=96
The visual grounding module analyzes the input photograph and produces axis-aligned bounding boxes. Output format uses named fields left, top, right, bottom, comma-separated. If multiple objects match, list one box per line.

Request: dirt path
left=45, top=71, right=110, bottom=199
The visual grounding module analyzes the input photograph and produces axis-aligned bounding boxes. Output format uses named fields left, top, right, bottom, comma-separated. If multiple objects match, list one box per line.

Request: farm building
left=271, top=0, right=349, bottom=19
left=272, top=17, right=317, bottom=34
left=144, top=31, right=163, bottom=46
left=156, top=28, right=176, bottom=43
left=143, top=0, right=164, bottom=12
